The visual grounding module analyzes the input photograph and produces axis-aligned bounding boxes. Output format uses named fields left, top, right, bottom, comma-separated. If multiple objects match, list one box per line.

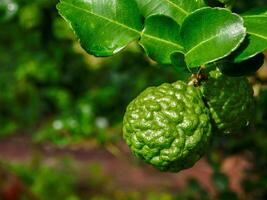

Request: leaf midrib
left=242, top=15, right=267, bottom=18
left=141, top=31, right=183, bottom=49
left=247, top=31, right=267, bottom=40
left=61, top=1, right=140, bottom=34
left=162, top=0, right=189, bottom=15
left=185, top=33, right=223, bottom=57
left=61, top=1, right=183, bottom=49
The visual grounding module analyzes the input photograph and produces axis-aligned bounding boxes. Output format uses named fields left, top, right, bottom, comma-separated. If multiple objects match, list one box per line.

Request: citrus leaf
left=139, top=15, right=184, bottom=64
left=170, top=52, right=191, bottom=80
left=217, top=53, right=265, bottom=76
left=231, top=10, right=267, bottom=62
left=241, top=6, right=267, bottom=16
left=180, top=7, right=246, bottom=68
left=135, top=0, right=206, bottom=25
left=57, top=0, right=186, bottom=64
left=57, top=0, right=142, bottom=57
left=171, top=52, right=187, bottom=68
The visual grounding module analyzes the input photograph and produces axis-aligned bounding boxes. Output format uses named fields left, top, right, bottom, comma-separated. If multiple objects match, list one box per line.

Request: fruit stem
left=188, top=66, right=208, bottom=87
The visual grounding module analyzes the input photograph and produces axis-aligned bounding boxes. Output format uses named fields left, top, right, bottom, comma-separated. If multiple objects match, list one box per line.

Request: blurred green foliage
left=0, top=0, right=179, bottom=144
left=0, top=158, right=212, bottom=200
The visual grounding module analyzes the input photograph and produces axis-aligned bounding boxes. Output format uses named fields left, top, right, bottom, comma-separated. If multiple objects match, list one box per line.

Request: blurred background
left=0, top=0, right=267, bottom=199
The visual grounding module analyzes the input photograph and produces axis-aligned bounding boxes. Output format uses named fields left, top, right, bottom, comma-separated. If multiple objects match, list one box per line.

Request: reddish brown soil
left=0, top=135, right=249, bottom=198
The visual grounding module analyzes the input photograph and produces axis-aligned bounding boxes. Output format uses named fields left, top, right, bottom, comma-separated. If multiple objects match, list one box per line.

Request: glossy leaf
left=241, top=6, right=267, bottom=16
left=140, top=15, right=183, bottom=64
left=231, top=9, right=267, bottom=62
left=170, top=52, right=191, bottom=80
left=180, top=7, right=246, bottom=68
left=171, top=52, right=187, bottom=69
left=57, top=0, right=142, bottom=57
left=217, top=53, right=265, bottom=76
left=135, top=0, right=206, bottom=25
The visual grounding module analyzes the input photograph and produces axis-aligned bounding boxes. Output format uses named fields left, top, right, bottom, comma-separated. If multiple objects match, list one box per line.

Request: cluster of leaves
left=0, top=0, right=181, bottom=145
left=57, top=0, right=267, bottom=77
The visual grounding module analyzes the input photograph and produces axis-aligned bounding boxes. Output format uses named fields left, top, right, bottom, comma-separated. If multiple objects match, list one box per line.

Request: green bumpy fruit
left=201, top=70, right=254, bottom=134
left=123, top=81, right=212, bottom=172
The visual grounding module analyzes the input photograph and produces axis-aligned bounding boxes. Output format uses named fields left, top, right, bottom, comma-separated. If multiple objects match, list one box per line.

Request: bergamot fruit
left=201, top=70, right=254, bottom=134
left=123, top=81, right=212, bottom=172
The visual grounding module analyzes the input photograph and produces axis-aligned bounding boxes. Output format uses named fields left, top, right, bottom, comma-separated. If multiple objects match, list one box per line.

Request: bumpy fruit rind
left=123, top=81, right=212, bottom=172
left=201, top=70, right=254, bottom=134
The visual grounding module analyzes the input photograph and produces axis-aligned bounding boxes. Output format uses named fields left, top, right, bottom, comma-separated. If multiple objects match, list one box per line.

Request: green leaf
left=170, top=52, right=191, bottom=80
left=135, top=0, right=206, bottom=25
left=139, top=15, right=183, bottom=64
left=57, top=0, right=186, bottom=64
left=217, top=53, right=264, bottom=76
left=171, top=52, right=187, bottom=69
left=241, top=6, right=267, bottom=16
left=231, top=10, right=267, bottom=62
left=57, top=0, right=142, bottom=57
left=180, top=7, right=246, bottom=68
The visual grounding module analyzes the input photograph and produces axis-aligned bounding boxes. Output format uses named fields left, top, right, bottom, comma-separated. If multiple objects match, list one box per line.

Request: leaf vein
left=163, top=0, right=189, bottom=15
left=61, top=1, right=140, bottom=34
left=247, top=31, right=267, bottom=40
left=142, top=34, right=183, bottom=49
left=185, top=33, right=223, bottom=57
left=242, top=15, right=267, bottom=18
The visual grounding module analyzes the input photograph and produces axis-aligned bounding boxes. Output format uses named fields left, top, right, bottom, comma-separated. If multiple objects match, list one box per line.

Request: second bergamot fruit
left=200, top=70, right=254, bottom=134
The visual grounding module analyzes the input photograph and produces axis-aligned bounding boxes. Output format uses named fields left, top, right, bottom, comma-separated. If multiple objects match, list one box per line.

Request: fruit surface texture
left=201, top=70, right=254, bottom=134
left=123, top=81, right=212, bottom=172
